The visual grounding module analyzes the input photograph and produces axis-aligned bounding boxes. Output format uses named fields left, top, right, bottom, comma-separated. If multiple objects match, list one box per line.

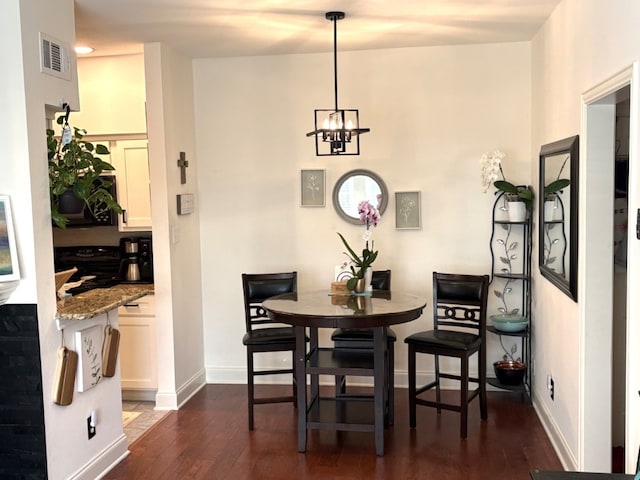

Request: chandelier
left=306, top=12, right=370, bottom=156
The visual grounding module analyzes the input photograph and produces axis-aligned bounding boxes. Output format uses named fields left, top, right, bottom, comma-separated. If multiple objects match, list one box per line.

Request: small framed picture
left=395, top=191, right=421, bottom=229
left=0, top=195, right=20, bottom=282
left=300, top=169, right=325, bottom=207
left=75, top=324, right=103, bottom=392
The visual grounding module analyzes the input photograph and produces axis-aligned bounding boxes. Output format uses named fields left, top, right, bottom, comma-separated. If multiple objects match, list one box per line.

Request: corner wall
left=531, top=0, right=640, bottom=471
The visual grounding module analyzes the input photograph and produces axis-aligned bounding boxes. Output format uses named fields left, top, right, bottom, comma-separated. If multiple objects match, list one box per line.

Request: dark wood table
left=531, top=470, right=635, bottom=479
left=263, top=290, right=426, bottom=456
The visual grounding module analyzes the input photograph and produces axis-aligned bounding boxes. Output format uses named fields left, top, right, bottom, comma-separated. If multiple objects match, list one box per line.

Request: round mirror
left=332, top=169, right=388, bottom=224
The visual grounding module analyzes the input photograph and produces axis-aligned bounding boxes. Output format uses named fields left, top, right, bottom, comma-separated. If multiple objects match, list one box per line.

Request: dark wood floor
left=104, top=384, right=562, bottom=479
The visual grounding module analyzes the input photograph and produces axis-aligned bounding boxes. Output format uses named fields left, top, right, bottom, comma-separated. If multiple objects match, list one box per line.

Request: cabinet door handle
left=123, top=303, right=139, bottom=307
left=122, top=209, right=127, bottom=224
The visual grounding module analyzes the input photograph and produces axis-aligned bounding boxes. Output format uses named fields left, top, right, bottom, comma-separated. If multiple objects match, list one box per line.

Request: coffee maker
left=119, top=236, right=153, bottom=283
left=119, top=237, right=141, bottom=282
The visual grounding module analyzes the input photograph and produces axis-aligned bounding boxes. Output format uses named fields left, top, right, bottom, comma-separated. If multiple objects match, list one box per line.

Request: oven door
left=59, top=175, right=118, bottom=227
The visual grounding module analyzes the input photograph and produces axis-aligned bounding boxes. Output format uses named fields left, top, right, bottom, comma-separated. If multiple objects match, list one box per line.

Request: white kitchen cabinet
left=109, top=139, right=152, bottom=232
left=118, top=294, right=157, bottom=400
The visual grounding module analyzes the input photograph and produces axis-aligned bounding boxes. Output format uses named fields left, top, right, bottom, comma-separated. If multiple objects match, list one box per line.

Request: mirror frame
left=332, top=169, right=389, bottom=225
left=538, top=135, right=579, bottom=301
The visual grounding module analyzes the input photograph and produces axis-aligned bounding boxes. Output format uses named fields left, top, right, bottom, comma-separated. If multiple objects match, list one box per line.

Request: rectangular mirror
left=539, top=135, right=579, bottom=301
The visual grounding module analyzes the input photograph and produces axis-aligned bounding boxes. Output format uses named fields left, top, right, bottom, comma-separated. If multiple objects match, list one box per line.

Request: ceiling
left=73, top=0, right=561, bottom=59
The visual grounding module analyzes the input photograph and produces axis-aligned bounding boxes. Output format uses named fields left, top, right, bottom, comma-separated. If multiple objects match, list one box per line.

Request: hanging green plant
left=47, top=115, right=122, bottom=228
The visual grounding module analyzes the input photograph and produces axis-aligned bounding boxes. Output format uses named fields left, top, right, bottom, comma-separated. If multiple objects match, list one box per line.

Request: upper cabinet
left=109, top=139, right=152, bottom=231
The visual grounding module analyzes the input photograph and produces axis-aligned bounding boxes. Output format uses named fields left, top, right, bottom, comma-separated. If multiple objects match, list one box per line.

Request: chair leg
left=479, top=347, right=488, bottom=420
left=434, top=354, right=441, bottom=414
left=247, top=349, right=254, bottom=430
left=335, top=375, right=346, bottom=396
left=408, top=344, right=417, bottom=428
left=460, top=356, right=469, bottom=438
left=387, top=339, right=395, bottom=425
left=292, top=349, right=297, bottom=407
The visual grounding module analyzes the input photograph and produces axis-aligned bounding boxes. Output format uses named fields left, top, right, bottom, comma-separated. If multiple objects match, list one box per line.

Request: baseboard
left=68, top=434, right=129, bottom=480
left=155, top=368, right=206, bottom=410
left=205, top=366, right=476, bottom=390
left=122, top=389, right=156, bottom=402
left=532, top=386, right=578, bottom=470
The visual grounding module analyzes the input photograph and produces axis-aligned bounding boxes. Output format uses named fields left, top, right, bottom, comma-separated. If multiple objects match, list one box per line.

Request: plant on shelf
left=337, top=200, right=380, bottom=291
left=47, top=115, right=122, bottom=228
left=480, top=149, right=534, bottom=212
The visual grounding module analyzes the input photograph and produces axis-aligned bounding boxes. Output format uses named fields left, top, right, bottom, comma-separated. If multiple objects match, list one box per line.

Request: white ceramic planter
left=508, top=201, right=526, bottom=222
left=544, top=200, right=556, bottom=222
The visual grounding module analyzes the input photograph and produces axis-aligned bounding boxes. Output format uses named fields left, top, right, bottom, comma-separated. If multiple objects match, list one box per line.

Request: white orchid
left=480, top=149, right=505, bottom=193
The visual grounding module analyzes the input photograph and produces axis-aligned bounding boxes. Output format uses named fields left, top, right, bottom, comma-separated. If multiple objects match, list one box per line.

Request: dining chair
left=405, top=271, right=490, bottom=437
left=330, top=269, right=397, bottom=424
left=242, top=271, right=299, bottom=430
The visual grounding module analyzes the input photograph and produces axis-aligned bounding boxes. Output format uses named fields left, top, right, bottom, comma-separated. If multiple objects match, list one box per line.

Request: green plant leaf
left=544, top=178, right=570, bottom=196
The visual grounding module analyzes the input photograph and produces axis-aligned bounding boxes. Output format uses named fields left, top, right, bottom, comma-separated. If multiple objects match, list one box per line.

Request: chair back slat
left=432, top=272, right=489, bottom=334
left=242, top=272, right=297, bottom=332
left=371, top=269, right=391, bottom=291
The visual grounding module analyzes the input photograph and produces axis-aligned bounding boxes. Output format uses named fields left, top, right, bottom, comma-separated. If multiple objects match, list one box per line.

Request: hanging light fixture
left=306, top=11, right=370, bottom=156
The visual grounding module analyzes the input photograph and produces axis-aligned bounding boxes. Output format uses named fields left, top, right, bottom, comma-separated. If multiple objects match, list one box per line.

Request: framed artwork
left=395, top=191, right=421, bottom=229
left=75, top=324, right=103, bottom=392
left=0, top=195, right=20, bottom=282
left=300, top=169, right=325, bottom=207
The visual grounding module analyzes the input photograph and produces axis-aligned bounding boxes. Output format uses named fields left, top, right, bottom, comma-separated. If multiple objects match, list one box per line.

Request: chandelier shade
left=306, top=12, right=370, bottom=156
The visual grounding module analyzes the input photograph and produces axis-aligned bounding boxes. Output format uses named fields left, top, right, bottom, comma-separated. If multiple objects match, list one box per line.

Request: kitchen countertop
left=56, top=284, right=154, bottom=321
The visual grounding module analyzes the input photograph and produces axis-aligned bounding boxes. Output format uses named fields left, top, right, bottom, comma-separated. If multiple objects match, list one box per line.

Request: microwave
left=57, top=175, right=118, bottom=227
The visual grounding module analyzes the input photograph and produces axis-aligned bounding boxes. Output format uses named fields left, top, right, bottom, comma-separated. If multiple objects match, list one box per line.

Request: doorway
left=581, top=65, right=640, bottom=473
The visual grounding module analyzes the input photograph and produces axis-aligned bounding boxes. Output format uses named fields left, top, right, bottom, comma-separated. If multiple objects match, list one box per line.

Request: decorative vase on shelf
left=507, top=201, right=526, bottom=222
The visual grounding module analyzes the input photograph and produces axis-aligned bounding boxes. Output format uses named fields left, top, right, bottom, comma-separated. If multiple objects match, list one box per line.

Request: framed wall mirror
left=332, top=169, right=388, bottom=224
left=539, top=135, right=579, bottom=301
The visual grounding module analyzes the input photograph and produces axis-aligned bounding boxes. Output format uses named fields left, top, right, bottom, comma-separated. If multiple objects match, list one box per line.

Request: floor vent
left=39, top=33, right=71, bottom=80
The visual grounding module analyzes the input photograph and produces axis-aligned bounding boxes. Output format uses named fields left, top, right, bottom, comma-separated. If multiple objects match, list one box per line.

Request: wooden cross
left=177, top=151, right=188, bottom=184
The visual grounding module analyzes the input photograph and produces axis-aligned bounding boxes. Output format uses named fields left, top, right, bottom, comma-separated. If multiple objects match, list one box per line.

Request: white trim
left=533, top=390, right=577, bottom=470
left=68, top=434, right=129, bottom=480
left=580, top=64, right=635, bottom=472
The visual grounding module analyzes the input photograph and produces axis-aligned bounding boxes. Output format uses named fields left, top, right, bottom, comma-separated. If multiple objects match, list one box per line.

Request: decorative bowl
left=490, top=314, right=528, bottom=333
left=494, top=360, right=526, bottom=385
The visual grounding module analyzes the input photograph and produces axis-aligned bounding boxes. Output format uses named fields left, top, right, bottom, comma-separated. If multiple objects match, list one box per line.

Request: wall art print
left=75, top=324, right=103, bottom=392
left=395, top=191, right=421, bottom=229
left=300, top=169, right=325, bottom=207
left=0, top=195, right=20, bottom=282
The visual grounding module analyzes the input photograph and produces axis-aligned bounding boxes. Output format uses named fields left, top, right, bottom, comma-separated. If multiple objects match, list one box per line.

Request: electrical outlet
left=87, top=416, right=96, bottom=439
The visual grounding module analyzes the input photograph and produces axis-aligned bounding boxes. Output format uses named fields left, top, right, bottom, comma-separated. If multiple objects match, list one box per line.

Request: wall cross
left=177, top=151, right=188, bottom=184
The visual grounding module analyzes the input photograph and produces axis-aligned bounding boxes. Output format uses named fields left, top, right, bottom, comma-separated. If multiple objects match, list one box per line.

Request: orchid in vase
left=338, top=200, right=380, bottom=291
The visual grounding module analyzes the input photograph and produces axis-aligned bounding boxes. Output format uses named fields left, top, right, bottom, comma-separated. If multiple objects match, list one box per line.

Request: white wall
left=194, top=42, right=532, bottom=385
left=1, top=1, right=131, bottom=479
left=531, top=0, right=640, bottom=471
left=145, top=43, right=205, bottom=408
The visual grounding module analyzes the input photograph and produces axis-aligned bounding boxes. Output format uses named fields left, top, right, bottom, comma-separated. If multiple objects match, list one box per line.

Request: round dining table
left=263, top=289, right=426, bottom=456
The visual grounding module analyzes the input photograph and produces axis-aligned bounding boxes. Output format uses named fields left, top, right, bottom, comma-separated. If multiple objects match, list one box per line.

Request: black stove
left=54, top=246, right=122, bottom=294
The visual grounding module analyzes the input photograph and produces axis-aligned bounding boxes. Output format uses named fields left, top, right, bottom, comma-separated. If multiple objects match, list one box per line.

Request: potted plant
left=543, top=178, right=570, bottom=222
left=480, top=150, right=534, bottom=221
left=47, top=116, right=122, bottom=228
left=337, top=200, right=380, bottom=292
left=493, top=340, right=526, bottom=386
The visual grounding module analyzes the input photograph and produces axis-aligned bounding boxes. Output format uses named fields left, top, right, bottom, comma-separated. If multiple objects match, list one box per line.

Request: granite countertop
left=56, top=284, right=154, bottom=321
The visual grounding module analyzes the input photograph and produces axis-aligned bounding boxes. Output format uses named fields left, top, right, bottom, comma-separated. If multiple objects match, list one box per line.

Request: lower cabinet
left=118, top=294, right=157, bottom=401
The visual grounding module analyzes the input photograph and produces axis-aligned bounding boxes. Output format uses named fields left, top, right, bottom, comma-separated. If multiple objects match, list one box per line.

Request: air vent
left=39, top=33, right=71, bottom=80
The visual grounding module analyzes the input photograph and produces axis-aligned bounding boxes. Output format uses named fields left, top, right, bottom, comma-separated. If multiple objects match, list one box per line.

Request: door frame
left=580, top=63, right=640, bottom=473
